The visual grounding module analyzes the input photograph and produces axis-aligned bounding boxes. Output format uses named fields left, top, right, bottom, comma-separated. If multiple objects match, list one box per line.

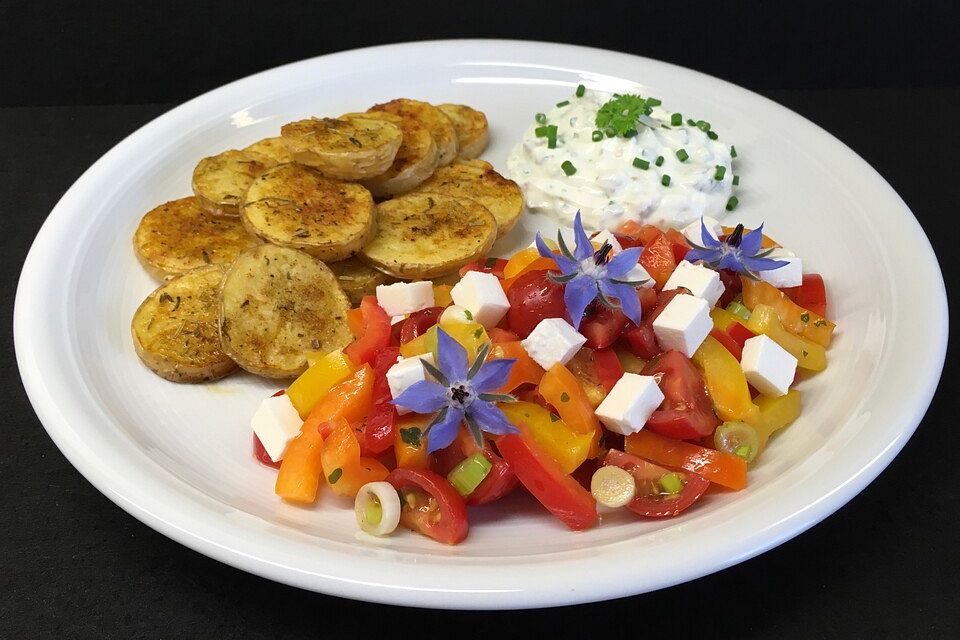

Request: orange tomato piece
left=331, top=458, right=390, bottom=497
left=320, top=418, right=388, bottom=497
left=740, top=277, right=835, bottom=347
left=394, top=414, right=431, bottom=470
left=275, top=423, right=325, bottom=503
left=489, top=341, right=545, bottom=393
left=625, top=429, right=748, bottom=491
left=538, top=363, right=600, bottom=435
left=639, top=232, right=677, bottom=289
left=303, top=365, right=374, bottom=430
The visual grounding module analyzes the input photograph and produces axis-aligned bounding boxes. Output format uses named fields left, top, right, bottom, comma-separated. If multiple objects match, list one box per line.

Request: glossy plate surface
left=14, top=40, right=947, bottom=609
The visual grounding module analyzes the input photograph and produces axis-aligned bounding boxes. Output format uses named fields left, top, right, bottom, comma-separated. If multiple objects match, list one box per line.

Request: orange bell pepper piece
left=615, top=224, right=677, bottom=289
left=346, top=307, right=364, bottom=338
left=275, top=422, right=325, bottom=503
left=302, top=365, right=374, bottom=436
left=538, top=363, right=600, bottom=435
left=320, top=418, right=388, bottom=497
left=740, top=277, right=835, bottom=347
left=626, top=429, right=748, bottom=491
left=489, top=341, right=544, bottom=393
left=394, top=414, right=431, bottom=470
left=746, top=304, right=826, bottom=372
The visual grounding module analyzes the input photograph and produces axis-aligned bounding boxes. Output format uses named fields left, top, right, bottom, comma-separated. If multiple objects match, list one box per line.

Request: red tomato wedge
left=710, top=328, right=743, bottom=360
left=580, top=305, right=630, bottom=349
left=783, top=274, right=827, bottom=317
left=362, top=347, right=401, bottom=455
left=604, top=449, right=709, bottom=517
left=593, top=348, right=624, bottom=392
left=344, top=296, right=391, bottom=366
left=387, top=468, right=469, bottom=544
left=506, top=270, right=569, bottom=338
left=621, top=288, right=686, bottom=358
left=497, top=434, right=598, bottom=531
left=638, top=230, right=677, bottom=289
left=459, top=257, right=508, bottom=279
left=641, top=350, right=720, bottom=440
left=399, top=307, right=443, bottom=344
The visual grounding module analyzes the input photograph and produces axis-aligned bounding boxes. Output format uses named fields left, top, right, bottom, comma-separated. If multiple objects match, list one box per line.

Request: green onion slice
left=726, top=301, right=751, bottom=322
left=714, top=421, right=760, bottom=463
left=354, top=481, right=402, bottom=536
left=447, top=453, right=493, bottom=497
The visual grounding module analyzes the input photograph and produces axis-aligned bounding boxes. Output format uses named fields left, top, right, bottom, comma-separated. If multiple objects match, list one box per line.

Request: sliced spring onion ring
left=355, top=481, right=401, bottom=536
left=714, top=421, right=760, bottom=463
left=448, top=453, right=492, bottom=497
left=726, top=301, right=751, bottom=322
left=591, top=466, right=636, bottom=508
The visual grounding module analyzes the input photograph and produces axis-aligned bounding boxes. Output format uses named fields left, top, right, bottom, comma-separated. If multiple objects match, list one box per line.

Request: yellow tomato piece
left=539, top=363, right=601, bottom=435
left=691, top=335, right=761, bottom=425
left=710, top=307, right=740, bottom=332
left=746, top=304, right=826, bottom=372
left=740, top=278, right=835, bottom=347
left=614, top=345, right=647, bottom=375
left=436, top=320, right=489, bottom=362
left=721, top=226, right=780, bottom=248
left=286, top=350, right=356, bottom=418
left=503, top=247, right=544, bottom=279
left=433, top=284, right=453, bottom=308
left=394, top=414, right=431, bottom=470
left=755, top=389, right=802, bottom=450
left=500, top=402, right=593, bottom=474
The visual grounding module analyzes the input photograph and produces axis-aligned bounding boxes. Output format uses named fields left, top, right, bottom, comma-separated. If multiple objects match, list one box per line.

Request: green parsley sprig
left=594, top=94, right=661, bottom=138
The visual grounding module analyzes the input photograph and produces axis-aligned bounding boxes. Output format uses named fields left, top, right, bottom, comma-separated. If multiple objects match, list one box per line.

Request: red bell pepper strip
left=344, top=296, right=391, bottom=367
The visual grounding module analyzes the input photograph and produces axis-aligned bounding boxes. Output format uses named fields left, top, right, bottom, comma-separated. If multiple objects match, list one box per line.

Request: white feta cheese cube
left=251, top=394, right=304, bottom=462
left=682, top=216, right=723, bottom=245
left=590, top=230, right=622, bottom=254
left=740, top=335, right=798, bottom=397
left=386, top=353, right=436, bottom=415
left=663, top=260, right=726, bottom=307
left=595, top=373, right=665, bottom=435
left=439, top=304, right=474, bottom=325
left=758, top=249, right=803, bottom=288
left=520, top=318, right=586, bottom=370
left=375, top=281, right=435, bottom=317
left=450, top=271, right=510, bottom=328
left=651, top=294, right=713, bottom=357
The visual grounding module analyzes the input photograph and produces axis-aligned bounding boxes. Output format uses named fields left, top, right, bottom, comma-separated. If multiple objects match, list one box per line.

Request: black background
left=2, top=1, right=958, bottom=638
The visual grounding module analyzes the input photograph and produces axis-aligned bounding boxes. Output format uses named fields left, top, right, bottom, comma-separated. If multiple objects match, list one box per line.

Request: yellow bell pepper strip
left=433, top=284, right=453, bottom=307
left=301, top=365, right=374, bottom=436
left=320, top=418, right=388, bottom=497
left=740, top=277, right=835, bottom=347
left=691, top=336, right=761, bottom=425
left=500, top=402, right=594, bottom=474
left=489, top=341, right=544, bottom=393
left=538, top=363, right=601, bottom=435
left=754, top=389, right=802, bottom=450
left=626, top=429, right=748, bottom=491
left=746, top=304, right=827, bottom=372
left=286, top=350, right=357, bottom=418
left=437, top=320, right=490, bottom=362
left=275, top=422, right=325, bottom=503
left=394, top=414, right=431, bottom=470
left=710, top=307, right=740, bottom=332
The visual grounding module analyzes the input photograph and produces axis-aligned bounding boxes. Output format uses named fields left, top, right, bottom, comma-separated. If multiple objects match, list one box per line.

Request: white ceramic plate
left=15, top=40, right=947, bottom=609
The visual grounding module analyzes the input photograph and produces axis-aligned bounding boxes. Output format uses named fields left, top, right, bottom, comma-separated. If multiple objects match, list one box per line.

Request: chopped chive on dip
left=655, top=155, right=664, bottom=167
left=561, top=160, right=577, bottom=176
left=733, top=175, right=740, bottom=186
left=687, top=118, right=696, bottom=126
left=535, top=112, right=547, bottom=124
left=661, top=174, right=671, bottom=187
left=556, top=100, right=570, bottom=107
left=731, top=145, right=738, bottom=158
left=591, top=130, right=603, bottom=142
left=671, top=112, right=682, bottom=126
left=707, top=130, right=719, bottom=140
left=676, top=149, right=689, bottom=162
left=726, top=195, right=739, bottom=211
left=714, top=165, right=726, bottom=180
left=632, top=157, right=650, bottom=170
left=575, top=84, right=586, bottom=97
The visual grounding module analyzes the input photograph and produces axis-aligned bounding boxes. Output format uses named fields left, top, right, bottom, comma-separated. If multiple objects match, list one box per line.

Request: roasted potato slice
left=409, top=159, right=523, bottom=237
left=360, top=193, right=497, bottom=279
left=241, top=163, right=375, bottom=262
left=192, top=149, right=270, bottom=216
left=243, top=136, right=295, bottom=165
left=280, top=116, right=402, bottom=180
left=134, top=196, right=258, bottom=279
left=328, top=257, right=396, bottom=305
left=131, top=265, right=236, bottom=383
left=352, top=111, right=438, bottom=198
left=437, top=104, right=489, bottom=159
left=219, top=244, right=352, bottom=378
left=369, top=98, right=459, bottom=167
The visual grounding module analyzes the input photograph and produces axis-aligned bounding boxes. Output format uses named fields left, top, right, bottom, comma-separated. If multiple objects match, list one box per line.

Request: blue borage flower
left=391, top=328, right=518, bottom=453
left=684, top=219, right=788, bottom=279
left=534, top=211, right=648, bottom=329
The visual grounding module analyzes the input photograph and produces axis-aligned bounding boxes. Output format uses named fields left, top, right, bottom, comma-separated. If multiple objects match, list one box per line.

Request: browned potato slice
left=409, top=159, right=523, bottom=237
left=359, top=193, right=498, bottom=279
left=437, top=104, right=489, bottom=159
left=241, top=163, right=375, bottom=262
left=192, top=149, right=270, bottom=216
left=134, top=196, right=258, bottom=279
left=369, top=98, right=459, bottom=167
left=329, top=257, right=396, bottom=305
left=243, top=136, right=295, bottom=165
left=131, top=265, right=236, bottom=383
left=352, top=111, right=438, bottom=197
left=219, top=244, right=352, bottom=378
left=280, top=116, right=402, bottom=180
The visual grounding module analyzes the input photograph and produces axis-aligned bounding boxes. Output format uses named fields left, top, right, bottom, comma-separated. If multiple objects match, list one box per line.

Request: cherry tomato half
left=506, top=270, right=569, bottom=338
left=621, top=289, right=686, bottom=358
left=361, top=347, right=401, bottom=455
left=459, top=257, right=508, bottom=279
left=387, top=468, right=469, bottom=544
left=641, top=350, right=720, bottom=440
left=604, top=449, right=709, bottom=517
left=399, top=307, right=444, bottom=344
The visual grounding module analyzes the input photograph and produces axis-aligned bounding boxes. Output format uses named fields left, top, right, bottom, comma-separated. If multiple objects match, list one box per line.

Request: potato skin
left=360, top=192, right=498, bottom=280
left=134, top=196, right=258, bottom=280
left=369, top=98, right=459, bottom=167
left=191, top=149, right=270, bottom=217
left=241, top=163, right=376, bottom=262
left=280, top=116, right=402, bottom=180
left=409, top=159, right=523, bottom=237
left=243, top=136, right=295, bottom=165
left=437, top=104, right=489, bottom=159
left=218, top=244, right=352, bottom=378
left=131, top=265, right=236, bottom=383
left=328, top=256, right=396, bottom=305
left=354, top=111, right=438, bottom=197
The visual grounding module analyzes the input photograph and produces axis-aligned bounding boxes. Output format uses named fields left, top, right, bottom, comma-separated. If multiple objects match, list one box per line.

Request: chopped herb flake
left=575, top=84, right=586, bottom=97
left=676, top=149, right=689, bottom=162
left=399, top=427, right=422, bottom=448
left=800, top=312, right=810, bottom=323
left=714, top=165, right=726, bottom=181
left=560, top=392, right=570, bottom=403
left=556, top=100, right=570, bottom=107
left=726, top=196, right=739, bottom=211
left=655, top=155, right=664, bottom=167
left=671, top=112, right=682, bottom=126
left=661, top=174, right=671, bottom=187
left=561, top=160, right=577, bottom=176
left=535, top=112, right=547, bottom=124
left=328, top=468, right=343, bottom=484
left=632, top=157, right=650, bottom=170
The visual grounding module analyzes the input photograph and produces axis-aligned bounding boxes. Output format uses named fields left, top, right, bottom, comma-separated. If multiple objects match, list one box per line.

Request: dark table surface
left=1, top=87, right=957, bottom=639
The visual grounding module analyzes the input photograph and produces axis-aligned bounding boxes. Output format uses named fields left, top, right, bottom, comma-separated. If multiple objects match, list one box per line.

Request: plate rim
left=14, top=39, right=949, bottom=609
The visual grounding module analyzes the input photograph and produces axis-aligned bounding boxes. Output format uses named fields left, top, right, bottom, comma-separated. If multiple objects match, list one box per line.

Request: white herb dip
left=507, top=90, right=736, bottom=232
